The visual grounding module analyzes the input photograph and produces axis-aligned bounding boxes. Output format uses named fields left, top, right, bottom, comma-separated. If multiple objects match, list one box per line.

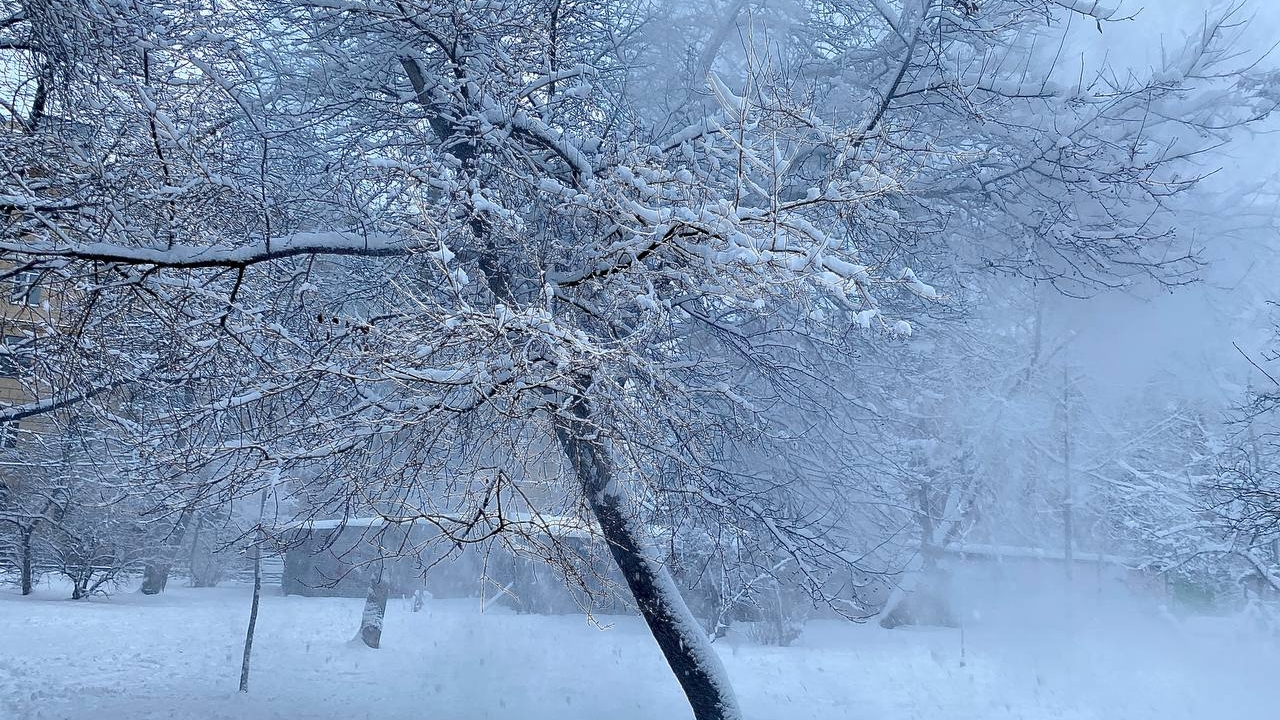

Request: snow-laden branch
left=1051, top=0, right=1118, bottom=20
left=0, top=378, right=134, bottom=423
left=0, top=232, right=410, bottom=269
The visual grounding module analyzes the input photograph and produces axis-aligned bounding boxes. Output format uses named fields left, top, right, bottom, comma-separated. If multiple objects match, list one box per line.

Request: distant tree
left=1210, top=375, right=1280, bottom=597
left=0, top=475, right=65, bottom=595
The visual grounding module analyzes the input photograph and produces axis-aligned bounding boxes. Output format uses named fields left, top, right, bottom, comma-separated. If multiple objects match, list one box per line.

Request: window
left=0, top=335, right=29, bottom=377
left=9, top=270, right=42, bottom=307
left=0, top=421, right=18, bottom=449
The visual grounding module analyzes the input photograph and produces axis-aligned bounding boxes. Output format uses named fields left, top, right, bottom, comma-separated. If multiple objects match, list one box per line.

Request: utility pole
left=1062, top=365, right=1074, bottom=583
left=239, top=485, right=269, bottom=692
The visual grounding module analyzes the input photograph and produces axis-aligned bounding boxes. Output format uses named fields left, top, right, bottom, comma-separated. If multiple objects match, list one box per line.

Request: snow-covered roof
left=943, top=542, right=1135, bottom=566
left=282, top=516, right=403, bottom=531
left=281, top=512, right=605, bottom=539
left=499, top=511, right=601, bottom=540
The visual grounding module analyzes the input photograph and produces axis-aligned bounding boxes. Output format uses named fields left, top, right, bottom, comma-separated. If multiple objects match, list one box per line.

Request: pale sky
left=1046, top=0, right=1280, bottom=405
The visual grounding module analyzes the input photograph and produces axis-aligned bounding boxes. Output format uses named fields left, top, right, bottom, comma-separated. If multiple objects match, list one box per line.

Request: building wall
left=0, top=260, right=62, bottom=492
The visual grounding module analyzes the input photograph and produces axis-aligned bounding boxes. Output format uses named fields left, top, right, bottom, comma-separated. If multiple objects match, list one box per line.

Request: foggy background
left=1050, top=1, right=1280, bottom=405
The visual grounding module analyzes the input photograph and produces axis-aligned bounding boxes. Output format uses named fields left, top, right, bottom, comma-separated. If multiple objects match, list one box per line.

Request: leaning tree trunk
left=357, top=565, right=390, bottom=649
left=555, top=400, right=742, bottom=720
left=401, top=55, right=735, bottom=716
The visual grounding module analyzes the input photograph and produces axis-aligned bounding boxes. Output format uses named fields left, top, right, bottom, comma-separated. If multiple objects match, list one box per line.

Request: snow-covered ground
left=0, top=579, right=1273, bottom=720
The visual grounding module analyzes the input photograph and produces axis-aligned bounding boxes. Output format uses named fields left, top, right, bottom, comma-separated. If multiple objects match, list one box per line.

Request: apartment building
left=0, top=266, right=49, bottom=449
left=1, top=120, right=69, bottom=452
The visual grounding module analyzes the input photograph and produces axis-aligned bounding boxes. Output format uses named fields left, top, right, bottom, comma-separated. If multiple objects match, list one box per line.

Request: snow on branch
left=0, top=378, right=138, bottom=423
left=1051, top=0, right=1119, bottom=20
left=0, top=232, right=410, bottom=269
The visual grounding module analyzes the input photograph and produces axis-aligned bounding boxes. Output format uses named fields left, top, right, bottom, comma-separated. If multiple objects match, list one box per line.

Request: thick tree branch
left=1, top=232, right=411, bottom=270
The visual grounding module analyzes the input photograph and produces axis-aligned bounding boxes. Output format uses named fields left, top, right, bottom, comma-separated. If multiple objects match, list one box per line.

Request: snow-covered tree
left=1, top=1, right=1274, bottom=716
left=1211, top=371, right=1280, bottom=597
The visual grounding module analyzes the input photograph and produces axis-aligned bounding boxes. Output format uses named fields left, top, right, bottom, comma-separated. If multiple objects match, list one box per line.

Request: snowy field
left=0, top=580, right=1273, bottom=720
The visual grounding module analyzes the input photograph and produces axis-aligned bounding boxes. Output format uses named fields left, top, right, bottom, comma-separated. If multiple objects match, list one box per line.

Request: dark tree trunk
left=141, top=510, right=193, bottom=595
left=71, top=576, right=88, bottom=600
left=400, top=55, right=735, bottom=716
left=358, top=567, right=390, bottom=649
left=19, top=529, right=34, bottom=596
left=555, top=401, right=741, bottom=720
left=140, top=562, right=171, bottom=595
